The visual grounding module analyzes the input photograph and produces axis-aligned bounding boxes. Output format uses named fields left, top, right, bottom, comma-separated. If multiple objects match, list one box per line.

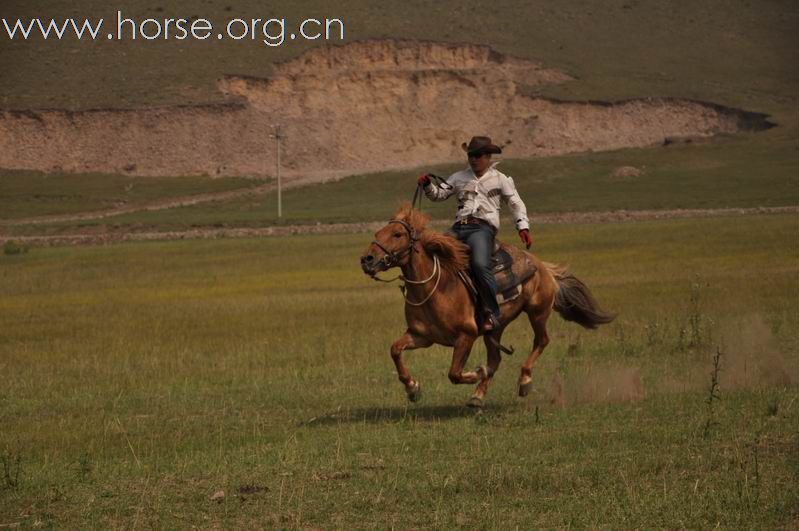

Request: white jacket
left=423, top=164, right=530, bottom=231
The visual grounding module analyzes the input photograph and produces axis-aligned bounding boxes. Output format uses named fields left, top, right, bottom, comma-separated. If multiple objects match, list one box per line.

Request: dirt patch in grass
left=541, top=314, right=796, bottom=407
left=655, top=314, right=798, bottom=396
left=0, top=40, right=774, bottom=182
left=547, top=365, right=646, bottom=406
left=610, top=165, right=644, bottom=180
left=717, top=315, right=796, bottom=390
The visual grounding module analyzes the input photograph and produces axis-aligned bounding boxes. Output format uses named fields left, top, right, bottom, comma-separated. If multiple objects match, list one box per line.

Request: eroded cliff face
left=0, top=40, right=772, bottom=181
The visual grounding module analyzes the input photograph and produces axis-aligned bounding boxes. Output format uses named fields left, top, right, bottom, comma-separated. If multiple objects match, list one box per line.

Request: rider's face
left=468, top=152, right=492, bottom=176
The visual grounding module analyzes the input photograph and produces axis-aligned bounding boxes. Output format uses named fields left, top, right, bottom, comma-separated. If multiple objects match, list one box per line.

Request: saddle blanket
left=458, top=242, right=537, bottom=305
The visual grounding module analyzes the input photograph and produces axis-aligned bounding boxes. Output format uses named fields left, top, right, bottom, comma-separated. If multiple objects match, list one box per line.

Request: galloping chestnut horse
left=360, top=203, right=615, bottom=407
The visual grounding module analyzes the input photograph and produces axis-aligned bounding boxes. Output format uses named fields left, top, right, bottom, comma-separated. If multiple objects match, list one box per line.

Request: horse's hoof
left=518, top=380, right=533, bottom=397
left=466, top=396, right=484, bottom=409
left=406, top=381, right=422, bottom=403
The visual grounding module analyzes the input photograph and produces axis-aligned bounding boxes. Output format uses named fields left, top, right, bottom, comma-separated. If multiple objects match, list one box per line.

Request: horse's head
left=360, top=217, right=419, bottom=276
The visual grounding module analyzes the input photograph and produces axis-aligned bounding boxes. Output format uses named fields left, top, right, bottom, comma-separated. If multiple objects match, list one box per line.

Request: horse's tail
left=544, top=262, right=616, bottom=329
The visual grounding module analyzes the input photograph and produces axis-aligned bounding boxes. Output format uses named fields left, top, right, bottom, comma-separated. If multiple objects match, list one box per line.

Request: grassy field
left=5, top=135, right=799, bottom=236
left=102, top=135, right=799, bottom=226
left=1, top=0, right=798, bottom=527
left=0, top=170, right=261, bottom=221
left=1, top=213, right=797, bottom=528
left=2, top=0, right=796, bottom=239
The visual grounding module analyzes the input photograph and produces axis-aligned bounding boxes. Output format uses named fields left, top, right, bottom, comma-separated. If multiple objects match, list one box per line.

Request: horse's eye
left=393, top=232, right=402, bottom=238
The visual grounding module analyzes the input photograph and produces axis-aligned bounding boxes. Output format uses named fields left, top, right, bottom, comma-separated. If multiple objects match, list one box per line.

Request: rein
left=369, top=174, right=451, bottom=305
left=369, top=218, right=442, bottom=306
left=368, top=207, right=516, bottom=354
left=400, top=255, right=441, bottom=306
left=369, top=219, right=417, bottom=278
left=412, top=173, right=450, bottom=212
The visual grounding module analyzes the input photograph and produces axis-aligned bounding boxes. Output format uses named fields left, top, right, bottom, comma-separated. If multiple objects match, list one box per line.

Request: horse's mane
left=393, top=202, right=470, bottom=273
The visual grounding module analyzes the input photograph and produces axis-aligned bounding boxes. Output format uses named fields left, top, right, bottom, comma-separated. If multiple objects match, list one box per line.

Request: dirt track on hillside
left=3, top=205, right=796, bottom=248
left=0, top=180, right=277, bottom=227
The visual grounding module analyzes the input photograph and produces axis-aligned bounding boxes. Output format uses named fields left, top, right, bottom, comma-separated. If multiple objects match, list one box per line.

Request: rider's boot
left=482, top=311, right=501, bottom=333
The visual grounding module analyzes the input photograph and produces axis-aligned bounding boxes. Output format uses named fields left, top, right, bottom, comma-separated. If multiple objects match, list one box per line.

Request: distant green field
left=118, top=134, right=799, bottom=226
left=2, top=0, right=797, bottom=238
left=7, top=135, right=796, bottom=236
left=0, top=170, right=260, bottom=221
left=1, top=214, right=797, bottom=528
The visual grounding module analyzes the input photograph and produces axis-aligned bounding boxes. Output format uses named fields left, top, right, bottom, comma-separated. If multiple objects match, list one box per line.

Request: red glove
left=417, top=173, right=432, bottom=186
left=518, top=229, right=532, bottom=249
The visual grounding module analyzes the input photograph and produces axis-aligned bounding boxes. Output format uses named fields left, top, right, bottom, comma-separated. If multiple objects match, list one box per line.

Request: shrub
left=2, top=241, right=29, bottom=255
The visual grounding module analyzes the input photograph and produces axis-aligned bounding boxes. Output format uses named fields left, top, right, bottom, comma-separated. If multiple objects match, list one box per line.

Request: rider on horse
left=417, top=136, right=533, bottom=333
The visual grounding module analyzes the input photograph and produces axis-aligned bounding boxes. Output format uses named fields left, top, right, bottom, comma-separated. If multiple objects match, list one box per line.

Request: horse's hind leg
left=391, top=330, right=432, bottom=402
left=518, top=309, right=551, bottom=397
left=467, top=328, right=505, bottom=408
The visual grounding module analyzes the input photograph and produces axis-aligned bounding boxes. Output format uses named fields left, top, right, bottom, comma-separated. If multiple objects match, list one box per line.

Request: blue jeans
left=451, top=222, right=500, bottom=320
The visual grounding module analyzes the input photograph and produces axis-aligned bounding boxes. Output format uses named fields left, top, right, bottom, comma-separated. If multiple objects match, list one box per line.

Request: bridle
left=369, top=175, right=449, bottom=270
left=365, top=186, right=515, bottom=353
left=368, top=218, right=443, bottom=306
left=369, top=219, right=418, bottom=273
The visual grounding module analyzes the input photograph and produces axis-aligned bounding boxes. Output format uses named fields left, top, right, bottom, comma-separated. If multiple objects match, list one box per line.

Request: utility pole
left=271, top=124, right=285, bottom=218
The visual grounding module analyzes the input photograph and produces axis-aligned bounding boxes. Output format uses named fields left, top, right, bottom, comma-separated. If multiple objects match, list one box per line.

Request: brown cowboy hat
left=461, top=136, right=502, bottom=156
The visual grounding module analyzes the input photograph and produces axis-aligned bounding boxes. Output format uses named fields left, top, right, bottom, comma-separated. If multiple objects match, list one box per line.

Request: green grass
left=0, top=170, right=261, bottom=221
left=1, top=213, right=797, bottom=528
left=2, top=2, right=799, bottom=524
left=2, top=0, right=797, bottom=238
left=9, top=135, right=796, bottom=235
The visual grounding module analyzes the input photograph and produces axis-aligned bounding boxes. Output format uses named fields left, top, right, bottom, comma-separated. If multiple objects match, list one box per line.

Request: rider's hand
left=519, top=229, right=532, bottom=249
left=417, top=173, right=432, bottom=187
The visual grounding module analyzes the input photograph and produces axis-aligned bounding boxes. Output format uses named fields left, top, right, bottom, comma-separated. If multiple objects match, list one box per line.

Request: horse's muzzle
left=360, top=254, right=379, bottom=276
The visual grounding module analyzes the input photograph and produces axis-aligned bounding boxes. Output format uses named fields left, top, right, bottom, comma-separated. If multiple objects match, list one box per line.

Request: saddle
left=458, top=241, right=537, bottom=306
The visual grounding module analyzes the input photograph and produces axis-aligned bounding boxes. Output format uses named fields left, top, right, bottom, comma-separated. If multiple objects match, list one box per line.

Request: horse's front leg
left=390, top=330, right=432, bottom=402
left=447, top=334, right=481, bottom=385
